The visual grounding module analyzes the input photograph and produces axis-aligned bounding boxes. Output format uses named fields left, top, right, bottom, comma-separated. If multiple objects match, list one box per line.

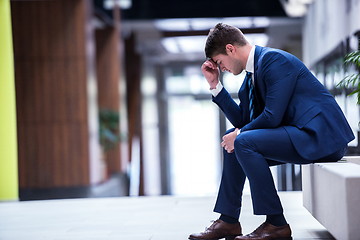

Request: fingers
left=221, top=129, right=238, bottom=153
left=221, top=136, right=228, bottom=145
left=202, top=59, right=217, bottom=70
left=221, top=140, right=234, bottom=153
left=221, top=131, right=233, bottom=141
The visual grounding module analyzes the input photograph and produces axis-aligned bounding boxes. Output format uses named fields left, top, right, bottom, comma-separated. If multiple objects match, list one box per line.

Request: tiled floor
left=0, top=192, right=334, bottom=240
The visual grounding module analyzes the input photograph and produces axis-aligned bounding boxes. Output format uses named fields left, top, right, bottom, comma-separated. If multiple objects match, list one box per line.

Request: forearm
left=212, top=88, right=246, bottom=128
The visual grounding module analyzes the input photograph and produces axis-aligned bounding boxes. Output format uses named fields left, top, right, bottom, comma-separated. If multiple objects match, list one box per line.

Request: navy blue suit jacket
left=213, top=45, right=354, bottom=160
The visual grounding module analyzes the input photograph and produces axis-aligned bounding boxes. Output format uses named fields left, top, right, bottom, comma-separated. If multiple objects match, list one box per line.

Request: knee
left=234, top=133, right=257, bottom=165
left=234, top=131, right=256, bottom=152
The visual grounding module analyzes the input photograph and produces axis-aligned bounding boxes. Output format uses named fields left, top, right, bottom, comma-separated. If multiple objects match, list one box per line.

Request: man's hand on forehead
left=205, top=58, right=218, bottom=69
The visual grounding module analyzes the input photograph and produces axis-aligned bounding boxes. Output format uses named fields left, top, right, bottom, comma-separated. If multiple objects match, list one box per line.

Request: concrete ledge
left=302, top=161, right=360, bottom=240
left=342, top=156, right=360, bottom=165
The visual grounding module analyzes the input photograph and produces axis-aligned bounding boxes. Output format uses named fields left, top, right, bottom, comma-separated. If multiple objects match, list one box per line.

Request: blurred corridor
left=0, top=0, right=299, bottom=200
left=1, top=0, right=360, bottom=206
left=1, top=0, right=360, bottom=239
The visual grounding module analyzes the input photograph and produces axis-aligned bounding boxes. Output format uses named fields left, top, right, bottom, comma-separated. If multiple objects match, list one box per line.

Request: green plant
left=99, top=109, right=121, bottom=151
left=337, top=50, right=360, bottom=104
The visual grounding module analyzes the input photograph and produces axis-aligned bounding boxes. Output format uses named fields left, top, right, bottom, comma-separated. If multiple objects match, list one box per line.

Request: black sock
left=219, top=214, right=239, bottom=224
left=266, top=213, right=287, bottom=226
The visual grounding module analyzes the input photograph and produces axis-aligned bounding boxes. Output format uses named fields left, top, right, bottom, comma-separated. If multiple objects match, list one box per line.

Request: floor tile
left=0, top=192, right=334, bottom=240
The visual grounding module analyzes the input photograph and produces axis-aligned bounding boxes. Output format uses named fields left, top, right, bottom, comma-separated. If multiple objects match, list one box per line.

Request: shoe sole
left=188, top=236, right=239, bottom=240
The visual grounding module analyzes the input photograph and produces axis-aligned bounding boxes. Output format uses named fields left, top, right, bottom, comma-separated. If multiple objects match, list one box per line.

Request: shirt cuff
left=210, top=82, right=223, bottom=97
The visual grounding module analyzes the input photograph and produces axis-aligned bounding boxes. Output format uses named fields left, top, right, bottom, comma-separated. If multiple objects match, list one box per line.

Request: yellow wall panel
left=0, top=0, right=19, bottom=201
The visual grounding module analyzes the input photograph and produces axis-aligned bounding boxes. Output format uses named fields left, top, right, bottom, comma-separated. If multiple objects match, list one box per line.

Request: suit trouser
left=213, top=127, right=346, bottom=219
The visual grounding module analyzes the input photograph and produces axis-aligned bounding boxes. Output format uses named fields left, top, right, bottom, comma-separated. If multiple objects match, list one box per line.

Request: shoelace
left=252, top=222, right=267, bottom=234
left=205, top=220, right=220, bottom=231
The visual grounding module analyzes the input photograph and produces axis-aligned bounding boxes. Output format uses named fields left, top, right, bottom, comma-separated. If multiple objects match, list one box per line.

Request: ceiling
left=120, top=17, right=303, bottom=64
left=94, top=0, right=287, bottom=20
left=120, top=0, right=287, bottom=19
left=94, top=0, right=304, bottom=64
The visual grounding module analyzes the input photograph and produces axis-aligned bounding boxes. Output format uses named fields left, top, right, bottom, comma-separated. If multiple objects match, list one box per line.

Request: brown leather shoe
left=189, top=219, right=242, bottom=240
left=235, top=222, right=292, bottom=240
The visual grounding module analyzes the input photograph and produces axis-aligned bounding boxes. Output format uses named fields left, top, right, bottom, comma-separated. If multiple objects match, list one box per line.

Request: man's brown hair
left=205, top=23, right=249, bottom=58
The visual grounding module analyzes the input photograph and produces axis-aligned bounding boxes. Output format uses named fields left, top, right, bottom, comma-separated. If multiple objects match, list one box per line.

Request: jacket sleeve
left=241, top=51, right=298, bottom=132
left=212, top=87, right=247, bottom=128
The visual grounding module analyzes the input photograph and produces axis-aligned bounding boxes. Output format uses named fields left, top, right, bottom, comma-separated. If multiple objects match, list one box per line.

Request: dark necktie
left=245, top=71, right=255, bottom=121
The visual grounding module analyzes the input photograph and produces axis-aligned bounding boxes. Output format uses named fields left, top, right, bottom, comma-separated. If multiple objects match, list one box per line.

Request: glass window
left=168, top=97, right=221, bottom=196
left=166, top=66, right=210, bottom=94
left=222, top=71, right=245, bottom=94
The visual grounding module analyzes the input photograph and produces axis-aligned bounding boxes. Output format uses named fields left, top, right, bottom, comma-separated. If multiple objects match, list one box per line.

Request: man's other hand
left=221, top=128, right=238, bottom=153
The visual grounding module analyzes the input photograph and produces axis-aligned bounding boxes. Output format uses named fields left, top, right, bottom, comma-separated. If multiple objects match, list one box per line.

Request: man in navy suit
left=189, top=23, right=354, bottom=240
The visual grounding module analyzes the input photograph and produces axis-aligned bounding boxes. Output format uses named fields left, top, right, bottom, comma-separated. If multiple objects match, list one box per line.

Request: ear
left=225, top=44, right=236, bottom=55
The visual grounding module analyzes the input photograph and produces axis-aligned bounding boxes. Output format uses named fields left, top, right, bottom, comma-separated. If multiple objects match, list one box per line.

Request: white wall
left=303, top=0, right=360, bottom=67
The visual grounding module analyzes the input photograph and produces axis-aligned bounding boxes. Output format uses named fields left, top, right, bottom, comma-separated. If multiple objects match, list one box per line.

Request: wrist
left=209, top=81, right=219, bottom=90
left=210, top=82, right=223, bottom=97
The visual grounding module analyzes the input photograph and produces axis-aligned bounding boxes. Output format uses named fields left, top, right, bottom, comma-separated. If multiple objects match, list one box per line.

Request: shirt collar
left=245, top=45, right=255, bottom=74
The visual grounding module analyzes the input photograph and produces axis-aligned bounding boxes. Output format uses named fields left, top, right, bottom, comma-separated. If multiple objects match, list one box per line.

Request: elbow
left=263, top=110, right=282, bottom=128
